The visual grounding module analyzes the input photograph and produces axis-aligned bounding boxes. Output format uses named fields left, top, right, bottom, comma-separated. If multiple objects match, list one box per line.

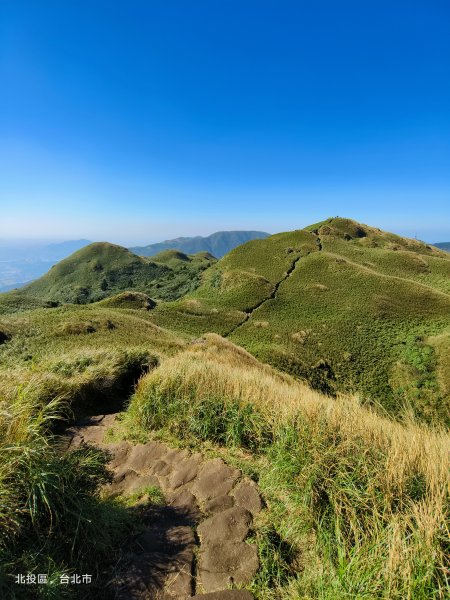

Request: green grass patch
left=130, top=383, right=271, bottom=451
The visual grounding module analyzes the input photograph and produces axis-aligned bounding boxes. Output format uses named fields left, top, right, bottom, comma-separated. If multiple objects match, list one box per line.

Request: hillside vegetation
left=122, top=335, right=450, bottom=599
left=149, top=218, right=450, bottom=424
left=0, top=304, right=186, bottom=598
left=3, top=218, right=448, bottom=423
left=0, top=311, right=448, bottom=598
left=0, top=243, right=215, bottom=309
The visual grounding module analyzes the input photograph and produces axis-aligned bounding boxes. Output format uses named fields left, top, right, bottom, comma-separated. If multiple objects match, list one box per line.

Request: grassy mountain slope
left=0, top=303, right=184, bottom=417
left=0, top=291, right=51, bottom=314
left=0, top=243, right=216, bottom=309
left=1, top=311, right=448, bottom=598
left=2, top=219, right=449, bottom=422
left=130, top=230, right=269, bottom=258
left=151, top=229, right=320, bottom=335
left=150, top=218, right=450, bottom=422
left=0, top=303, right=186, bottom=596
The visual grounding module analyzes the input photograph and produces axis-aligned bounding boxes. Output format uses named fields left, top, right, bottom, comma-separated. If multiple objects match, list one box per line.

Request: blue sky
left=1, top=0, right=449, bottom=244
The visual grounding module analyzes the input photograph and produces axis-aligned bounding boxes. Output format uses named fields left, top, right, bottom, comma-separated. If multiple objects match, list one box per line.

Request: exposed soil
left=66, top=414, right=261, bottom=599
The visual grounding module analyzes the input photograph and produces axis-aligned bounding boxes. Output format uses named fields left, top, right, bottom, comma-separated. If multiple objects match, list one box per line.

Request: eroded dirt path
left=224, top=253, right=304, bottom=338
left=224, top=234, right=324, bottom=339
left=66, top=414, right=260, bottom=600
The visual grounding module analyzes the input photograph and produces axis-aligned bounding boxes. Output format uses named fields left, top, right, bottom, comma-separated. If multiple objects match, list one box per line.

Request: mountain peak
left=305, top=217, right=446, bottom=257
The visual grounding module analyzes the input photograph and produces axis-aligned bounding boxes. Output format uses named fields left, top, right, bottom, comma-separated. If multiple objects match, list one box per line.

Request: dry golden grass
left=141, top=333, right=449, bottom=490
left=130, top=334, right=450, bottom=598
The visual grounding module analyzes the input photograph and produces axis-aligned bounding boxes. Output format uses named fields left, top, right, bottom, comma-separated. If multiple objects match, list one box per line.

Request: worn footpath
left=67, top=414, right=263, bottom=600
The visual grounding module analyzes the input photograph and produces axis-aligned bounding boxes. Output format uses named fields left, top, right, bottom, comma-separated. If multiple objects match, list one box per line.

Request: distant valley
left=0, top=239, right=91, bottom=292
left=0, top=231, right=269, bottom=291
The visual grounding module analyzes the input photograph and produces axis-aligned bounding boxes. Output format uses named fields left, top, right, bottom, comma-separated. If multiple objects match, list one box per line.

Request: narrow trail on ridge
left=225, top=232, right=323, bottom=338
left=65, top=413, right=261, bottom=600
left=324, top=250, right=450, bottom=299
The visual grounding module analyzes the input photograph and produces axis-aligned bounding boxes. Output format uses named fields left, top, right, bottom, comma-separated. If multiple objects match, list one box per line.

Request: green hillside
left=150, top=218, right=450, bottom=423
left=0, top=243, right=216, bottom=310
left=2, top=219, right=449, bottom=422
left=1, top=304, right=448, bottom=599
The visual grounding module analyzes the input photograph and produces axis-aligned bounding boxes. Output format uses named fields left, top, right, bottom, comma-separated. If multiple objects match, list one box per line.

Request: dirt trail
left=225, top=233, right=323, bottom=338
left=66, top=414, right=261, bottom=600
left=224, top=254, right=304, bottom=338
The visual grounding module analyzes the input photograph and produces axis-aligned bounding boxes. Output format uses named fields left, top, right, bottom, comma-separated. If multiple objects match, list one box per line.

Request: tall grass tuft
left=0, top=380, right=129, bottom=599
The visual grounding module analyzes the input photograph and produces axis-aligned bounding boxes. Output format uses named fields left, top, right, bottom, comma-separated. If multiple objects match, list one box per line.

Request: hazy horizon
left=0, top=216, right=449, bottom=248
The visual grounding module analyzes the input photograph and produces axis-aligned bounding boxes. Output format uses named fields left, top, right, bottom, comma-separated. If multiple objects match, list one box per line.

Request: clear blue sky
left=1, top=0, right=449, bottom=244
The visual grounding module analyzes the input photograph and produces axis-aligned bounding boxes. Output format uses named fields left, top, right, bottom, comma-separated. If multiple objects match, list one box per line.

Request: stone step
left=67, top=414, right=262, bottom=599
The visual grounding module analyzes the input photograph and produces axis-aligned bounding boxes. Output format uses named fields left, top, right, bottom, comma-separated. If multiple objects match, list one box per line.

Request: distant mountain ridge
left=0, top=239, right=91, bottom=262
left=130, top=230, right=270, bottom=258
left=434, top=242, right=450, bottom=251
left=34, top=239, right=92, bottom=261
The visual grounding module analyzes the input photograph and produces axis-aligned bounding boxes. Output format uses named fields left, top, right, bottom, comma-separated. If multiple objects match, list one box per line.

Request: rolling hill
left=0, top=232, right=268, bottom=292
left=130, top=230, right=269, bottom=258
left=2, top=218, right=449, bottom=423
left=0, top=243, right=215, bottom=309
left=150, top=218, right=450, bottom=423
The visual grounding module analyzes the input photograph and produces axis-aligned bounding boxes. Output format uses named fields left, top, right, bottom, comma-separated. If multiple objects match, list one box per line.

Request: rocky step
left=66, top=414, right=262, bottom=599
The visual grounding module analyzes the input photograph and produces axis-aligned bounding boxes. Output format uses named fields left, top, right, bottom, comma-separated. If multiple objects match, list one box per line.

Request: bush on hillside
left=0, top=330, right=11, bottom=344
